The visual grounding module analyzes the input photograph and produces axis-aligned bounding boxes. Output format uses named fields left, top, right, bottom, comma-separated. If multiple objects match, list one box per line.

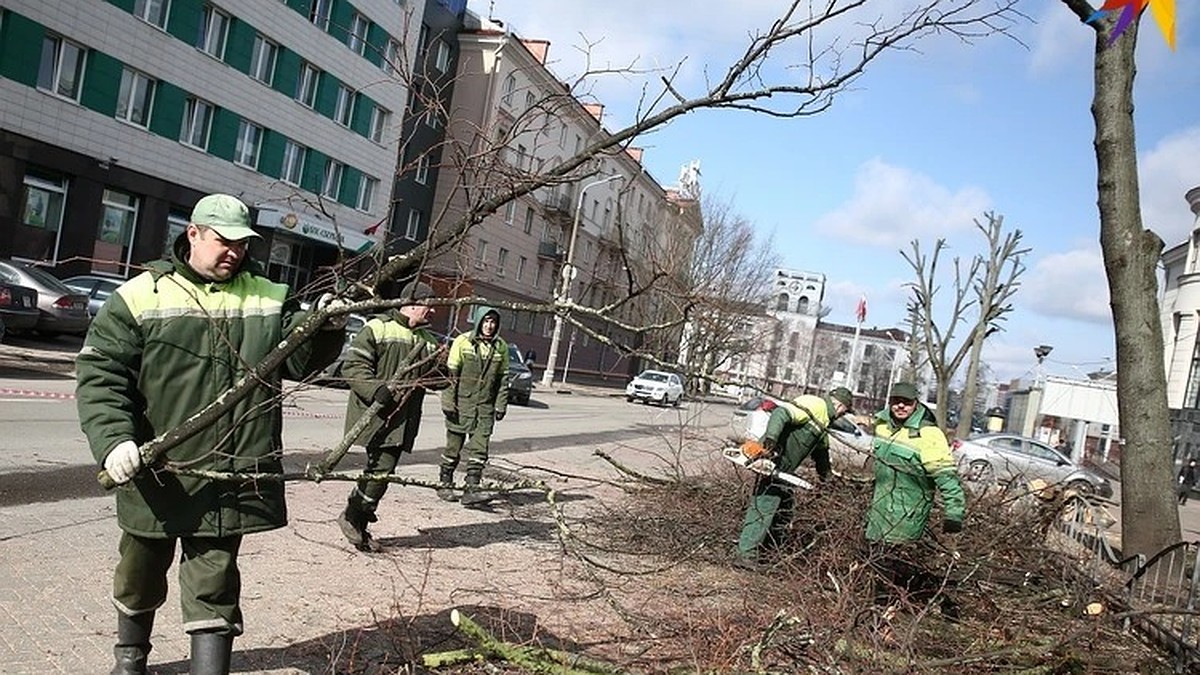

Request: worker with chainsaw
left=76, top=194, right=345, bottom=674
left=437, top=306, right=510, bottom=507
left=733, top=386, right=854, bottom=568
left=865, top=381, right=965, bottom=614
left=336, top=280, right=448, bottom=553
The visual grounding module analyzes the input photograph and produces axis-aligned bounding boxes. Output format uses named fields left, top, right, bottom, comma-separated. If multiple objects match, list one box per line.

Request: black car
left=506, top=343, right=533, bottom=405
left=0, top=280, right=39, bottom=341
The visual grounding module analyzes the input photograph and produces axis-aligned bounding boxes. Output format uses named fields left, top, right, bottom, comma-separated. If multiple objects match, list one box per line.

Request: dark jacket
left=76, top=246, right=341, bottom=538
left=343, top=309, right=446, bottom=448
left=866, top=404, right=965, bottom=544
left=442, top=307, right=510, bottom=434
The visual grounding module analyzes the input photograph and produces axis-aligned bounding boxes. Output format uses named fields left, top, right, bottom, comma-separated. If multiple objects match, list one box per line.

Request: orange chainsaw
left=721, top=440, right=814, bottom=489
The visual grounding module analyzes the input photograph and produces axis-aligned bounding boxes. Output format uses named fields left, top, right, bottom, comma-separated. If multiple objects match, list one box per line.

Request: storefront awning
left=255, top=208, right=376, bottom=253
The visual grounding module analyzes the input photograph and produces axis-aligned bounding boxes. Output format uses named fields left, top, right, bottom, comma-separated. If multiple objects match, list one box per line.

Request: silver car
left=953, top=432, right=1113, bottom=498
left=0, top=259, right=90, bottom=337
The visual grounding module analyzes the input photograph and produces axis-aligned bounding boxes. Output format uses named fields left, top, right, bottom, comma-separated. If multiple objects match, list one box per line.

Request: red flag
left=855, top=295, right=867, bottom=324
left=363, top=218, right=385, bottom=236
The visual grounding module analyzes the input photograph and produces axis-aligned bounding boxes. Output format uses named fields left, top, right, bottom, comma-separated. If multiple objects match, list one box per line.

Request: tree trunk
left=1088, top=18, right=1180, bottom=556
left=956, top=334, right=985, bottom=440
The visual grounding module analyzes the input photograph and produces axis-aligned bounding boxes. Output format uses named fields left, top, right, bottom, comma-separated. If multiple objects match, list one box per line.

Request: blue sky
left=473, top=1, right=1200, bottom=383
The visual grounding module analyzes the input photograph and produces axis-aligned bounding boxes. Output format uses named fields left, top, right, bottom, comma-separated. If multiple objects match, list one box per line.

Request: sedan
left=63, top=274, right=123, bottom=318
left=953, top=432, right=1113, bottom=498
left=0, top=280, right=39, bottom=341
left=625, top=370, right=684, bottom=406
left=0, top=259, right=90, bottom=337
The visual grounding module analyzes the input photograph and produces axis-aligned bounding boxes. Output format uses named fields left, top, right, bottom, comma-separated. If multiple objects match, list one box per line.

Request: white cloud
left=1139, top=126, right=1200, bottom=246
left=1026, top=5, right=1093, bottom=77
left=811, top=158, right=991, bottom=247
left=1022, top=247, right=1111, bottom=323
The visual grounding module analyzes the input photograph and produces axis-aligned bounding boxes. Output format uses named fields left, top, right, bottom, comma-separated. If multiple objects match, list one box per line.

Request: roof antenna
left=488, top=0, right=496, bottom=20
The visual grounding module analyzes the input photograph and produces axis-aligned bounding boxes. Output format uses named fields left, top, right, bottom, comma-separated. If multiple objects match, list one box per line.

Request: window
left=415, top=154, right=430, bottom=185
left=405, top=209, right=422, bottom=240
left=134, top=0, right=169, bottom=29
left=516, top=256, right=527, bottom=282
left=334, top=85, right=354, bottom=127
left=180, top=97, right=214, bottom=149
left=197, top=5, right=230, bottom=59
left=16, top=172, right=68, bottom=262
left=281, top=140, right=305, bottom=185
left=418, top=24, right=430, bottom=60
left=96, top=189, right=139, bottom=274
left=524, top=91, right=535, bottom=111
left=475, top=239, right=488, bottom=267
left=347, top=12, right=368, bottom=55
left=382, top=39, right=400, bottom=75
left=516, top=144, right=527, bottom=169
left=496, top=247, right=509, bottom=275
left=434, top=40, right=451, bottom=72
left=534, top=263, right=544, bottom=289
left=295, top=62, right=319, bottom=107
left=369, top=106, right=389, bottom=143
left=501, top=74, right=516, bottom=106
left=504, top=201, right=516, bottom=225
left=523, top=207, right=534, bottom=234
left=165, top=210, right=188, bottom=250
left=250, top=35, right=278, bottom=85
left=234, top=120, right=262, bottom=168
left=357, top=176, right=377, bottom=211
left=424, top=108, right=441, bottom=130
left=37, top=35, right=86, bottom=101
left=309, top=0, right=331, bottom=30
left=321, top=159, right=343, bottom=199
left=116, top=68, right=155, bottom=127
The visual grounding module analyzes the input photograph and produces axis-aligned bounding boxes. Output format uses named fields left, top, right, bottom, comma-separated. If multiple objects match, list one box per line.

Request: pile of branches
left=558, top=459, right=1172, bottom=673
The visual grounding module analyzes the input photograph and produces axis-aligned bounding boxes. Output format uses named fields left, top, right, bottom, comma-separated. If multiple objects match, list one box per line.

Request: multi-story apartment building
left=0, top=0, right=421, bottom=291
left=428, top=11, right=701, bottom=383
left=1159, top=185, right=1200, bottom=460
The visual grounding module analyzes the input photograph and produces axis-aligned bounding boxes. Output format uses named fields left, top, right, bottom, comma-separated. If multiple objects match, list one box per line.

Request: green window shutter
left=165, top=0, right=202, bottom=43
left=148, top=81, right=185, bottom=139
left=108, top=0, right=136, bottom=13
left=328, top=0, right=352, bottom=45
left=0, top=12, right=44, bottom=86
left=314, top=71, right=336, bottom=118
left=283, top=0, right=308, bottom=16
left=80, top=52, right=121, bottom=116
left=259, top=129, right=285, bottom=178
left=341, top=167, right=362, bottom=207
left=350, top=93, right=372, bottom=137
left=301, top=148, right=326, bottom=194
left=364, top=24, right=386, bottom=68
left=272, top=49, right=299, bottom=97
left=208, top=107, right=239, bottom=161
left=224, top=18, right=254, bottom=74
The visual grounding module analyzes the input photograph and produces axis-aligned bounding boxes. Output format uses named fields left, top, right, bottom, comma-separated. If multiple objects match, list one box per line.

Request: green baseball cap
left=889, top=382, right=920, bottom=401
left=190, top=193, right=260, bottom=241
left=829, top=386, right=853, bottom=411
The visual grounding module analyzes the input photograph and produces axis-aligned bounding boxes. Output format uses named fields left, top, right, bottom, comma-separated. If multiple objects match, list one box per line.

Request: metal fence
left=1055, top=494, right=1200, bottom=673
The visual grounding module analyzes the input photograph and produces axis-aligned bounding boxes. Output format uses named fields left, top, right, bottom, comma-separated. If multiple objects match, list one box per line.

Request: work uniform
left=440, top=307, right=510, bottom=486
left=866, top=403, right=966, bottom=607
left=76, top=247, right=340, bottom=634
left=341, top=310, right=446, bottom=519
left=735, top=393, right=838, bottom=560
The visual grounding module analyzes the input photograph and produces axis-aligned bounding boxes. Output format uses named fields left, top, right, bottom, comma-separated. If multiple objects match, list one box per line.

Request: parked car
left=0, top=260, right=90, bottom=337
left=506, top=343, right=533, bottom=405
left=0, top=280, right=39, bottom=341
left=625, top=370, right=684, bottom=406
left=63, top=274, right=122, bottom=318
left=953, top=432, right=1113, bottom=498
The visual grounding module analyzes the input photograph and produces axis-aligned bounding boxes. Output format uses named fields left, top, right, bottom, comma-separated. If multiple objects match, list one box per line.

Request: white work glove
left=104, top=440, right=143, bottom=485
left=315, top=292, right=349, bottom=330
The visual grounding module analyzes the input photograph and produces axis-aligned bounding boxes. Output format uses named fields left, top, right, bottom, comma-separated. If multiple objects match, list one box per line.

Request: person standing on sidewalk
left=1178, top=459, right=1198, bottom=505
left=865, top=381, right=966, bottom=616
left=733, top=387, right=854, bottom=568
left=438, top=306, right=510, bottom=507
left=76, top=194, right=344, bottom=675
left=337, top=280, right=448, bottom=551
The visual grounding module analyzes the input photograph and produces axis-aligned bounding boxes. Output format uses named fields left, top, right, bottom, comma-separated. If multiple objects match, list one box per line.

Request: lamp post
left=541, top=174, right=623, bottom=387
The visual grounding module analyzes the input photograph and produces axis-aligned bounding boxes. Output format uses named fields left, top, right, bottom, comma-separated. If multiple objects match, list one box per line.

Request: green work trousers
left=735, top=478, right=795, bottom=558
left=441, top=429, right=492, bottom=478
left=355, top=444, right=406, bottom=509
left=112, top=531, right=244, bottom=635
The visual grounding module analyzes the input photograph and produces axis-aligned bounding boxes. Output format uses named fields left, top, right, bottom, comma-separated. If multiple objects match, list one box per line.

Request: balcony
left=542, top=193, right=573, bottom=225
left=537, top=240, right=564, bottom=263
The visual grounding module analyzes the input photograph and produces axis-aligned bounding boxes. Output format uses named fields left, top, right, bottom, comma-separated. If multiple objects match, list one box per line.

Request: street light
left=541, top=174, right=624, bottom=387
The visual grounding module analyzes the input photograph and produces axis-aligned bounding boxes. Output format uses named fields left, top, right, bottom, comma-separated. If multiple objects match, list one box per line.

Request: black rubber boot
left=189, top=631, right=233, bottom=675
left=110, top=611, right=154, bottom=675
left=436, top=468, right=458, bottom=502
left=460, top=470, right=489, bottom=508
left=336, top=493, right=368, bottom=547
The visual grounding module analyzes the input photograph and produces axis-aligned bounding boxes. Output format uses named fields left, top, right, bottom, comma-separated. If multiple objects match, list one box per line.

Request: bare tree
left=902, top=213, right=1026, bottom=435
left=1058, top=3, right=1180, bottom=556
